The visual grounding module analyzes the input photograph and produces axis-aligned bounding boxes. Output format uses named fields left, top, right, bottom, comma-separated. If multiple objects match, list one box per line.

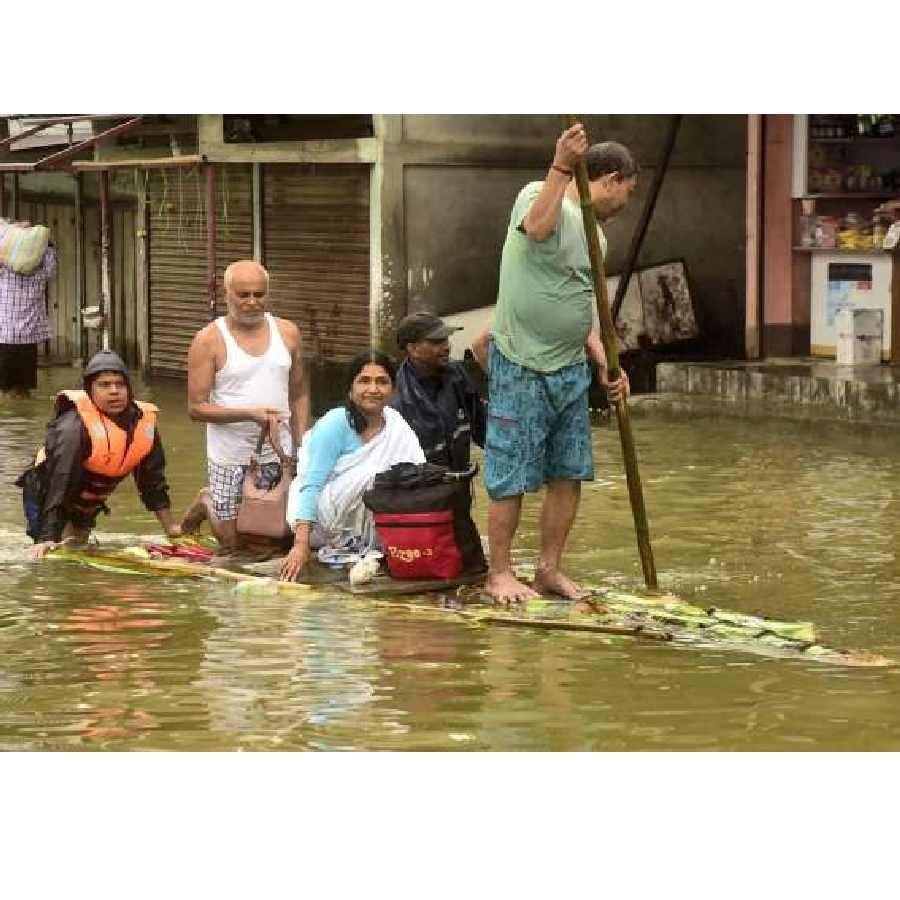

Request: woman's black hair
left=344, top=349, right=397, bottom=434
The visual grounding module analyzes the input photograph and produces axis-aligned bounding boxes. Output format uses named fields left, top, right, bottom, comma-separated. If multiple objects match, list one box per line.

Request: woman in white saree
left=280, top=351, right=424, bottom=581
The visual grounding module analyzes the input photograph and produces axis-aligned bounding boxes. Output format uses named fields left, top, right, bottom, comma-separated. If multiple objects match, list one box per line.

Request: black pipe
left=612, top=114, right=682, bottom=323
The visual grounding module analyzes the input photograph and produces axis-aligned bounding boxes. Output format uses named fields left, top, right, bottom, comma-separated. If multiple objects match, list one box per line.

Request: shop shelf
left=793, top=246, right=889, bottom=254
left=809, top=136, right=900, bottom=143
left=799, top=193, right=898, bottom=200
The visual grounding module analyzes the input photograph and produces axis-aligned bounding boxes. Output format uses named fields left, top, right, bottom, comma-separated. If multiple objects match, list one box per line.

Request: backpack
left=15, top=459, right=48, bottom=542
left=362, top=463, right=486, bottom=580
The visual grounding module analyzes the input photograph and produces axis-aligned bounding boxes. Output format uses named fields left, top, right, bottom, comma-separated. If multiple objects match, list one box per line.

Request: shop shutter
left=263, top=164, right=370, bottom=361
left=147, top=164, right=252, bottom=376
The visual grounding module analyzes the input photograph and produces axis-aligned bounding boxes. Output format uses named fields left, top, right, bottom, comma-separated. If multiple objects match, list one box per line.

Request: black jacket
left=30, top=403, right=170, bottom=542
left=390, top=359, right=486, bottom=471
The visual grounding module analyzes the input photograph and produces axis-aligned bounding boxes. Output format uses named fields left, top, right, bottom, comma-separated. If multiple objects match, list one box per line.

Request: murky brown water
left=1, top=369, right=899, bottom=750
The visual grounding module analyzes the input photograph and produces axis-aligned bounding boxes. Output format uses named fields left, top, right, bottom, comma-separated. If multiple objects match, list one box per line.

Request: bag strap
left=252, top=422, right=295, bottom=471
left=441, top=462, right=479, bottom=483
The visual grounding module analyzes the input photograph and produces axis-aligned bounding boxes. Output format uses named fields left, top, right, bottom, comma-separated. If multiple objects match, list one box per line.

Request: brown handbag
left=235, top=425, right=296, bottom=539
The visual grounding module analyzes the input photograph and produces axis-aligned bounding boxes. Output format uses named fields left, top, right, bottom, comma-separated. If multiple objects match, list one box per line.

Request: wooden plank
left=119, top=206, right=134, bottom=363
left=32, top=202, right=48, bottom=359
left=135, top=174, right=150, bottom=372
left=49, top=203, right=61, bottom=359
left=240, top=556, right=485, bottom=593
left=51, top=203, right=76, bottom=362
left=84, top=206, right=102, bottom=360
left=112, top=207, right=123, bottom=354
left=43, top=202, right=57, bottom=359
left=71, top=155, right=204, bottom=171
left=99, top=172, right=112, bottom=351
left=63, top=204, right=79, bottom=361
left=74, top=174, right=85, bottom=362
left=118, top=207, right=133, bottom=364
left=339, top=572, right=485, bottom=596
left=202, top=137, right=377, bottom=166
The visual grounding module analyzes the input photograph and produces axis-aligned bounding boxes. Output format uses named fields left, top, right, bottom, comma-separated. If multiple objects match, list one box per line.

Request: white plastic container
left=835, top=308, right=883, bottom=365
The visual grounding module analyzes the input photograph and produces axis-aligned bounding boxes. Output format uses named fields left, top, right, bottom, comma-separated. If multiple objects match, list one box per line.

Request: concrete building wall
left=394, top=114, right=748, bottom=358
left=4, top=115, right=749, bottom=371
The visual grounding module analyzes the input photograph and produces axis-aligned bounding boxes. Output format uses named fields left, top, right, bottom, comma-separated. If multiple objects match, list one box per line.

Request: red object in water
left=146, top=544, right=214, bottom=561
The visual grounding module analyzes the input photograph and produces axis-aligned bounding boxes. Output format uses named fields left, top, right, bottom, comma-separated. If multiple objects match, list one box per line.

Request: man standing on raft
left=481, top=123, right=636, bottom=604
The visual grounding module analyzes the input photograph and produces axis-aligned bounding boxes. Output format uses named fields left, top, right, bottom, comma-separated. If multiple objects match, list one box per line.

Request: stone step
left=655, top=359, right=900, bottom=424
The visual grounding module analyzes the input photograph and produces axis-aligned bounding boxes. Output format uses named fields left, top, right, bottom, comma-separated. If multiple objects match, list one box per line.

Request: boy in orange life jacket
left=21, top=350, right=181, bottom=559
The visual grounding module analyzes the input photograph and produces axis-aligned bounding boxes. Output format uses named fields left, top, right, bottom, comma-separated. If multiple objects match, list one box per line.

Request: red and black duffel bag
left=362, top=463, right=486, bottom=580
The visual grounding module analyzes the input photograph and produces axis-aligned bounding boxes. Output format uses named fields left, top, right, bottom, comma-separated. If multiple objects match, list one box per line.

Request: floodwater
left=1, top=369, right=899, bottom=751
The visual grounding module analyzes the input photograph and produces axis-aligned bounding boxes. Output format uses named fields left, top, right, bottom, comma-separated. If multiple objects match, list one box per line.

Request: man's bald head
left=224, top=259, right=269, bottom=292
left=223, top=259, right=270, bottom=327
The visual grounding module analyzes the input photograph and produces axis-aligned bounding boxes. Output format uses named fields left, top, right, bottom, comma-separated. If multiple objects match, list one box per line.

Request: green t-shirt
left=493, top=181, right=607, bottom=373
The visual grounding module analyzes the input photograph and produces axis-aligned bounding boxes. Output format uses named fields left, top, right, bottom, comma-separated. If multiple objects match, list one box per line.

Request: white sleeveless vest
left=206, top=313, right=293, bottom=465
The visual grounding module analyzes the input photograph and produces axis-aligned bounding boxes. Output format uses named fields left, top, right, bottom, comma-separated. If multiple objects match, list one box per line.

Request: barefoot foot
left=484, top=570, right=540, bottom=605
left=180, top=488, right=212, bottom=534
left=533, top=568, right=593, bottom=601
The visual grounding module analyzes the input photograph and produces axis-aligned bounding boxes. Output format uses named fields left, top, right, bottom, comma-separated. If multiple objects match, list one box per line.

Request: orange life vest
left=47, top=390, right=159, bottom=516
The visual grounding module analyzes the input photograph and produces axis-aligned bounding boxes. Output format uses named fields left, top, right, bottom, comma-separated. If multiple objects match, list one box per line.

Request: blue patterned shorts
left=484, top=343, right=593, bottom=500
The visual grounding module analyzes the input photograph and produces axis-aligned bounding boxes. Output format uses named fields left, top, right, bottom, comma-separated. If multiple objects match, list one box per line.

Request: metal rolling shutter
left=263, top=164, right=370, bottom=361
left=147, top=164, right=252, bottom=376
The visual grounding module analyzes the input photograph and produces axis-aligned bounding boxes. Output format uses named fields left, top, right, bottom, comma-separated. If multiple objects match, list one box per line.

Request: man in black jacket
left=19, top=350, right=181, bottom=559
left=390, top=312, right=486, bottom=471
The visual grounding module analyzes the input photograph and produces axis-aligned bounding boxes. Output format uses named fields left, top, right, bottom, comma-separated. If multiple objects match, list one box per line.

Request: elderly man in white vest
left=182, top=259, right=309, bottom=558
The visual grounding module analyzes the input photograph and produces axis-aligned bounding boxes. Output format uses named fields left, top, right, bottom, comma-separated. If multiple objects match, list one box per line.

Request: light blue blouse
left=286, top=407, right=362, bottom=524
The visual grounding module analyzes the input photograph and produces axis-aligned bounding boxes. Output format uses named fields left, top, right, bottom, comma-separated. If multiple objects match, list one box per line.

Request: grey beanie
left=82, top=351, right=132, bottom=397
left=83, top=350, right=128, bottom=381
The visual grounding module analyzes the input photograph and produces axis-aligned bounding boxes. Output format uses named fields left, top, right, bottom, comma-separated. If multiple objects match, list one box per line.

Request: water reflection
left=196, top=589, right=384, bottom=750
left=371, top=614, right=489, bottom=750
left=0, top=565, right=216, bottom=748
left=1, top=371, right=900, bottom=749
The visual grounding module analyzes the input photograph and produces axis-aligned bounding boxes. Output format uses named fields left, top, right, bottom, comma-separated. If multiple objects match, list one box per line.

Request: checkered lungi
left=207, top=459, right=284, bottom=521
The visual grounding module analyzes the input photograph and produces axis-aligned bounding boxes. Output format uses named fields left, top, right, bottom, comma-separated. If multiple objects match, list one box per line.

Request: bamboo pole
left=567, top=115, right=658, bottom=589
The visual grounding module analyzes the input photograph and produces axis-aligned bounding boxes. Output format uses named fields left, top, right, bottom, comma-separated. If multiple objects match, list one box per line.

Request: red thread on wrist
left=551, top=165, right=573, bottom=177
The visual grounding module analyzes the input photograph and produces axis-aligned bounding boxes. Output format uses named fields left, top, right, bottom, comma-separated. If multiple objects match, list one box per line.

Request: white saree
left=288, top=406, right=425, bottom=549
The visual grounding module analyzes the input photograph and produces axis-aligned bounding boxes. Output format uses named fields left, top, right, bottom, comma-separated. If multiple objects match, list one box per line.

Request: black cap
left=396, top=312, right=462, bottom=350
